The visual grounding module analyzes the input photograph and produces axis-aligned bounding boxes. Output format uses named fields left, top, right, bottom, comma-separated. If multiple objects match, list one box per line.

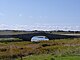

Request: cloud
left=0, top=24, right=80, bottom=31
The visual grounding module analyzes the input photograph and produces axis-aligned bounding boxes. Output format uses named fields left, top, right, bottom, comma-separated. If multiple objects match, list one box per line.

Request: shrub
left=50, top=57, right=55, bottom=60
left=42, top=44, right=50, bottom=47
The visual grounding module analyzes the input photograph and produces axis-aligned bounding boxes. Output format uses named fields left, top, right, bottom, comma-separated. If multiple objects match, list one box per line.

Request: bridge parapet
left=0, top=32, right=79, bottom=41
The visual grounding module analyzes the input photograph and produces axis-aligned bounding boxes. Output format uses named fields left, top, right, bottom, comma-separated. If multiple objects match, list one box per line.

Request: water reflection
left=31, top=36, right=49, bottom=42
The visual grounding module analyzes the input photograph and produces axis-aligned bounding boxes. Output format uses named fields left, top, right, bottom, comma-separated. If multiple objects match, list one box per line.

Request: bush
left=50, top=57, right=55, bottom=60
left=42, top=44, right=50, bottom=47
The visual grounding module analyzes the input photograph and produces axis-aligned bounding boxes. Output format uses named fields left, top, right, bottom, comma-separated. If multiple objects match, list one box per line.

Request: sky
left=0, top=0, right=80, bottom=31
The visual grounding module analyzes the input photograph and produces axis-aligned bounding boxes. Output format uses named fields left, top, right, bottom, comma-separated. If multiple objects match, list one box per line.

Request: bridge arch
left=16, top=32, right=78, bottom=41
left=31, top=35, right=49, bottom=42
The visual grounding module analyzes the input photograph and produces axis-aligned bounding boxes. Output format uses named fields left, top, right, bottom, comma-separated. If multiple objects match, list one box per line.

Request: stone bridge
left=0, top=32, right=79, bottom=41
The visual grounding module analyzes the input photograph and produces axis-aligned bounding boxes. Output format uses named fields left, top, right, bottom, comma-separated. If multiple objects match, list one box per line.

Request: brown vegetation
left=0, top=38, right=80, bottom=59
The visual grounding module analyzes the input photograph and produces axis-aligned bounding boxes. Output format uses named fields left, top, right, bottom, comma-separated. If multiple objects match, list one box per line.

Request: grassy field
left=17, top=54, right=80, bottom=60
left=0, top=38, right=80, bottom=59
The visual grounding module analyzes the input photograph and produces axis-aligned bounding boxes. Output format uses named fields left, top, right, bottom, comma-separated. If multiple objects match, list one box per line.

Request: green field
left=17, top=54, right=80, bottom=60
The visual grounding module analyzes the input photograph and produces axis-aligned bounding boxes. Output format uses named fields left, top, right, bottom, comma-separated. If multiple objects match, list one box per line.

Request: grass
left=0, top=38, right=80, bottom=59
left=0, top=38, right=23, bottom=42
left=17, top=54, right=80, bottom=60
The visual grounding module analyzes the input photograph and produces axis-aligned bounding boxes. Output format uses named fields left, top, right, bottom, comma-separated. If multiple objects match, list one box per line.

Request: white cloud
left=0, top=24, right=80, bottom=31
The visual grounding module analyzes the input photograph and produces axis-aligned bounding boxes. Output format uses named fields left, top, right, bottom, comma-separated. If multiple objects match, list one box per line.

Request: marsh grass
left=0, top=38, right=80, bottom=59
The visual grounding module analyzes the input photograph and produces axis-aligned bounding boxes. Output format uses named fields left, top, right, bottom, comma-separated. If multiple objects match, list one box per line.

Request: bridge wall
left=0, top=33, right=79, bottom=41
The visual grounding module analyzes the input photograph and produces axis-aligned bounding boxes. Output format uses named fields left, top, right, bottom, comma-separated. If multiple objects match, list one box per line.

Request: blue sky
left=0, top=0, right=80, bottom=30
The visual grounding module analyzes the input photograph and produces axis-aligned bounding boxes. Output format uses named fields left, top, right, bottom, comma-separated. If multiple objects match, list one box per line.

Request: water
left=31, top=36, right=49, bottom=42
